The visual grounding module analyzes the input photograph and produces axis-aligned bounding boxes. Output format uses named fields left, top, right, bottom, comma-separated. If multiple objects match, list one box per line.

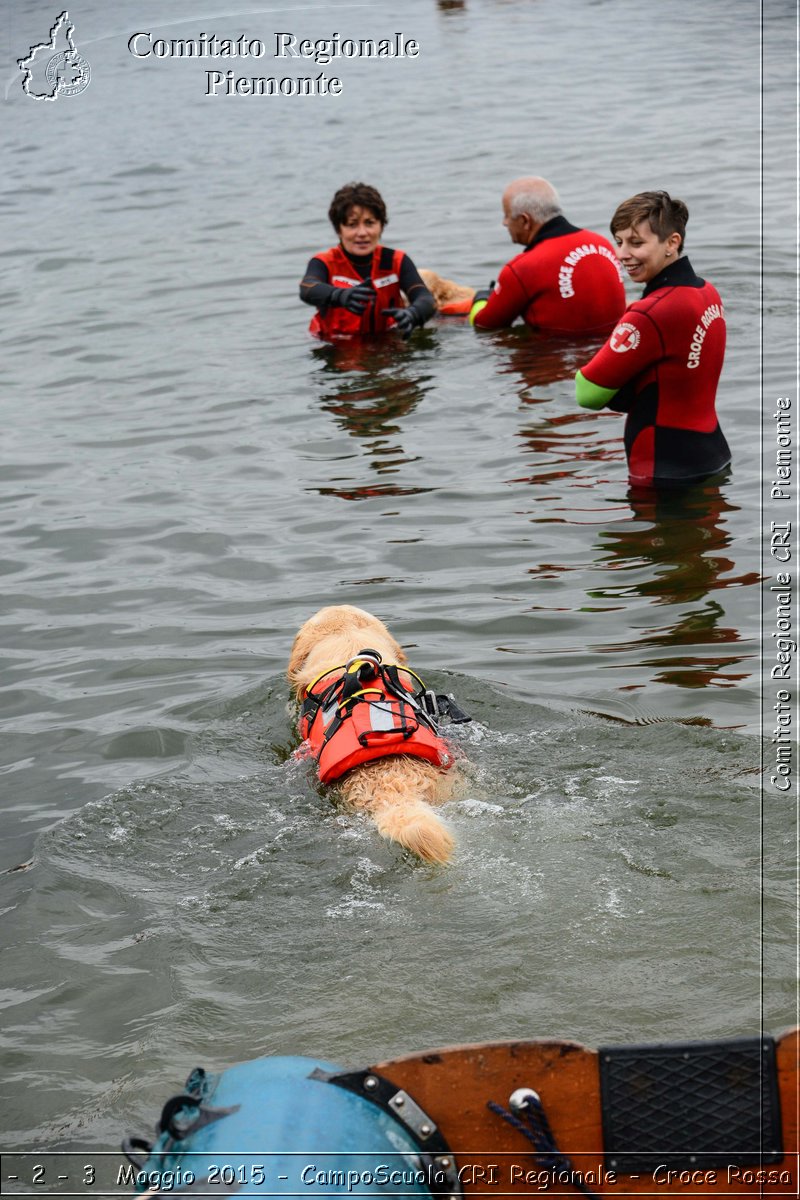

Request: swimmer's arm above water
left=469, top=262, right=527, bottom=329
left=576, top=310, right=661, bottom=409
left=299, top=257, right=374, bottom=313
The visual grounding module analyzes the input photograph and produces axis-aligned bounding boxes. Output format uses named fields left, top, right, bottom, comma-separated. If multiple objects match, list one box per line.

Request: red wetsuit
left=301, top=244, right=433, bottom=340
left=473, top=216, right=626, bottom=335
left=579, top=256, right=731, bottom=487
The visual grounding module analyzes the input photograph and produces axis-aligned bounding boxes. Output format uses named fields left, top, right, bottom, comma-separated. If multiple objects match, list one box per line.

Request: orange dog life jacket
left=297, top=653, right=455, bottom=784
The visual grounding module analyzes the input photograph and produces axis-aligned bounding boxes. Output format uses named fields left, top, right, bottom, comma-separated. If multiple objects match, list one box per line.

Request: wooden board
left=372, top=1029, right=799, bottom=1197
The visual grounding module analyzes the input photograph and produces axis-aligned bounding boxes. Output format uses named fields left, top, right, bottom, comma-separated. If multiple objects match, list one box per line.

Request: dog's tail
left=372, top=797, right=454, bottom=865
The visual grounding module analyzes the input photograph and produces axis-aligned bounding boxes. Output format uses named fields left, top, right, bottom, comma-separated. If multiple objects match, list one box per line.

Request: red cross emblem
left=610, top=322, right=641, bottom=353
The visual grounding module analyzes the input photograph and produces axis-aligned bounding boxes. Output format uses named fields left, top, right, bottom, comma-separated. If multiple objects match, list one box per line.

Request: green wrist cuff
left=468, top=299, right=489, bottom=326
left=576, top=370, right=618, bottom=410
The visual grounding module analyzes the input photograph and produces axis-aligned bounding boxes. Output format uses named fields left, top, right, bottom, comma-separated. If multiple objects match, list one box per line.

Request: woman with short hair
left=300, top=182, right=434, bottom=341
left=576, top=191, right=731, bottom=488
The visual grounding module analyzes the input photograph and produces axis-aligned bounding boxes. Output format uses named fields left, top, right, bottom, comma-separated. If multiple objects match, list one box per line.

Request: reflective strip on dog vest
left=298, top=658, right=454, bottom=784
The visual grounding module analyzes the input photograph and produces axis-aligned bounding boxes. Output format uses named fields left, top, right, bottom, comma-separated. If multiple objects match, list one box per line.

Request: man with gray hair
left=470, top=176, right=626, bottom=335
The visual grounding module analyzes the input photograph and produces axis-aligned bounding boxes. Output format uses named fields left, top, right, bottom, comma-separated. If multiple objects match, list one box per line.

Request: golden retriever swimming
left=288, top=605, right=462, bottom=864
left=419, top=268, right=476, bottom=315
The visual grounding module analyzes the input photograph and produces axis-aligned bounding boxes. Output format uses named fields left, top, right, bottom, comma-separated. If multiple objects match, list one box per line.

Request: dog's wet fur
left=288, top=605, right=458, bottom=864
left=419, top=268, right=476, bottom=311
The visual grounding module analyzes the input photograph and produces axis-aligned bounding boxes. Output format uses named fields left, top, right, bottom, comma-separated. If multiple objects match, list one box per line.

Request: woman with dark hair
left=576, top=191, right=731, bottom=488
left=300, top=182, right=435, bottom=341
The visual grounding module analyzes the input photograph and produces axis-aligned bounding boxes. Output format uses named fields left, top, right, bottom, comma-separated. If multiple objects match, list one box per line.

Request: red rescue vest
left=296, top=653, right=455, bottom=784
left=309, top=245, right=405, bottom=340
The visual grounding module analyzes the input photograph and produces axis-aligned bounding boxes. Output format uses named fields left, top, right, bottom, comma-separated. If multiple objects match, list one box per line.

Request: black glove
left=385, top=306, right=420, bottom=339
left=472, top=281, right=496, bottom=304
left=330, top=281, right=374, bottom=315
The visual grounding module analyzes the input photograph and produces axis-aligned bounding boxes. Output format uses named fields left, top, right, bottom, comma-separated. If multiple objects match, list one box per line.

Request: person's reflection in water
left=588, top=479, right=760, bottom=690
left=310, top=339, right=434, bottom=501
left=505, top=330, right=627, bottom=488
left=503, top=336, right=755, bottom=694
left=502, top=329, right=595, bottom=399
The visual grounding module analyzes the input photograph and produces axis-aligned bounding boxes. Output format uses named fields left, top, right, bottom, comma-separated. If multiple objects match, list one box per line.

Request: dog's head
left=419, top=268, right=476, bottom=309
left=287, top=605, right=408, bottom=696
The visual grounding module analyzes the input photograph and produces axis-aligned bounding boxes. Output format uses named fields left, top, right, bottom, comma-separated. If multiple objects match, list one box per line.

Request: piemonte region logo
left=18, top=11, right=91, bottom=100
